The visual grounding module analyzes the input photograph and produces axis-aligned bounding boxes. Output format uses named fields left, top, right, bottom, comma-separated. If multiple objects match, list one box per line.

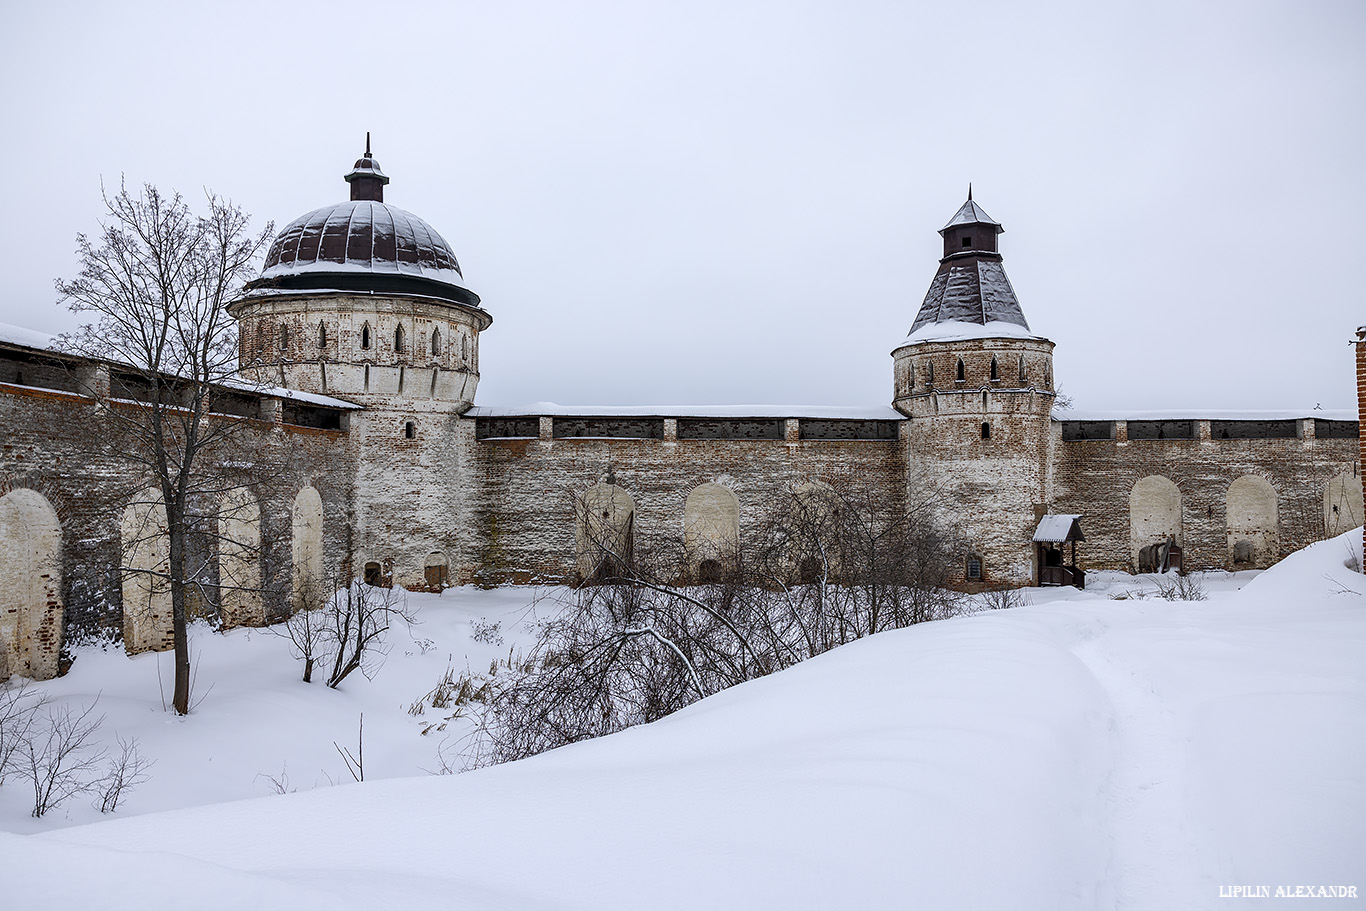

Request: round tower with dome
left=231, top=138, right=493, bottom=590
left=892, top=192, right=1057, bottom=587
left=231, top=135, right=492, bottom=410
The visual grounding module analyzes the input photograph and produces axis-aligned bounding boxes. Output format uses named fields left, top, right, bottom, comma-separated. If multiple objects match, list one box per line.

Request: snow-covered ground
left=3, top=535, right=1365, bottom=909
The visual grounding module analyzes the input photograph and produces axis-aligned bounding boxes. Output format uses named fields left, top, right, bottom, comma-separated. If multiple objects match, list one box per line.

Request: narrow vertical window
left=956, top=358, right=965, bottom=382
left=989, top=356, right=998, bottom=381
left=404, top=421, right=416, bottom=439
left=431, top=327, right=442, bottom=356
left=394, top=324, right=405, bottom=354
left=318, top=321, right=327, bottom=349
left=927, top=361, right=934, bottom=384
left=1018, top=354, right=1026, bottom=384
left=461, top=333, right=469, bottom=362
left=280, top=323, right=290, bottom=354
left=361, top=323, right=371, bottom=350
left=981, top=422, right=991, bottom=440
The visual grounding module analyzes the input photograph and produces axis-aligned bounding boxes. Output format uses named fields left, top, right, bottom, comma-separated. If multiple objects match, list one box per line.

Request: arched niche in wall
left=0, top=488, right=63, bottom=680
left=424, top=551, right=450, bottom=590
left=292, top=486, right=324, bottom=612
left=575, top=483, right=635, bottom=583
left=1227, top=475, right=1279, bottom=569
left=218, top=488, right=262, bottom=628
left=121, top=488, right=173, bottom=655
left=791, top=480, right=841, bottom=582
left=1129, top=475, right=1181, bottom=572
left=1323, top=470, right=1363, bottom=538
left=684, top=483, right=740, bottom=581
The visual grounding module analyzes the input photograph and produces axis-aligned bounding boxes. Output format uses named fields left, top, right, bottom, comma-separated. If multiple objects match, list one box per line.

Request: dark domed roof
left=260, top=201, right=467, bottom=282
left=242, top=140, right=482, bottom=311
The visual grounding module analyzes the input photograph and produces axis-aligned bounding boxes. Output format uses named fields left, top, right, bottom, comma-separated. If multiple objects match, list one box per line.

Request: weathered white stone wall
left=683, top=482, right=740, bottom=574
left=120, top=489, right=173, bottom=655
left=575, top=483, right=636, bottom=579
left=218, top=488, right=262, bottom=628
left=291, top=486, right=324, bottom=611
left=231, top=292, right=488, bottom=408
left=1129, top=475, right=1182, bottom=567
left=0, top=488, right=63, bottom=679
left=1323, top=470, right=1362, bottom=537
left=1226, top=474, right=1279, bottom=568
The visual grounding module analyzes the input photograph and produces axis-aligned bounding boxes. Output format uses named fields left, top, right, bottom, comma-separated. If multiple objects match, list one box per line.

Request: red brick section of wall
left=1358, top=328, right=1366, bottom=571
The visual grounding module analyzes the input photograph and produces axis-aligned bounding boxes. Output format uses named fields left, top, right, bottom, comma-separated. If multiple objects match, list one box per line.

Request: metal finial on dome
left=345, top=134, right=389, bottom=202
left=365, top=131, right=372, bottom=157
left=968, top=182, right=972, bottom=201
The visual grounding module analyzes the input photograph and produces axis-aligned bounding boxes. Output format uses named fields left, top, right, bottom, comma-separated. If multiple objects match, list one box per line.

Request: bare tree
left=57, top=182, right=272, bottom=714
left=324, top=582, right=416, bottom=689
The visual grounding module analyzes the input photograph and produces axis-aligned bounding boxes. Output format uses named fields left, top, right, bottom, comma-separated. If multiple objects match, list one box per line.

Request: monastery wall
left=0, top=373, right=356, bottom=678
left=464, top=416, right=909, bottom=584
left=1051, top=418, right=1360, bottom=573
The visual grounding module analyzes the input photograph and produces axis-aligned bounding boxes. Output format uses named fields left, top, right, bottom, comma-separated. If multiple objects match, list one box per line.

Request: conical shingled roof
left=908, top=194, right=1029, bottom=335
left=909, top=259, right=1029, bottom=332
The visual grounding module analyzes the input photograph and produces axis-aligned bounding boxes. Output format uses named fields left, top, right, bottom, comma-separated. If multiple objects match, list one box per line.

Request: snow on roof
left=262, top=256, right=468, bottom=286
left=1056, top=408, right=1358, bottom=422
left=470, top=403, right=905, bottom=420
left=941, top=199, right=1001, bottom=232
left=0, top=321, right=57, bottom=350
left=894, top=319, right=1045, bottom=350
left=260, top=201, right=468, bottom=287
left=906, top=260, right=1031, bottom=336
left=1033, top=514, right=1083, bottom=543
left=220, top=376, right=362, bottom=409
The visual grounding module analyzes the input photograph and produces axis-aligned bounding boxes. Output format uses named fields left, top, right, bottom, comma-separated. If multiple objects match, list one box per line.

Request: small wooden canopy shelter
left=1033, top=514, right=1085, bottom=589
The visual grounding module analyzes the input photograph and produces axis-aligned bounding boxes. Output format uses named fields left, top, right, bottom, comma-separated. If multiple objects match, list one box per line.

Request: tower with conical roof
left=892, top=192, right=1057, bottom=587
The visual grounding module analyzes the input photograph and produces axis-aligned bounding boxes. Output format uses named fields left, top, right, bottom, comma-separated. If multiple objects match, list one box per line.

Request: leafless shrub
left=93, top=735, right=153, bottom=813
left=20, top=699, right=108, bottom=818
left=273, top=578, right=417, bottom=688
left=333, top=714, right=364, bottom=783
left=460, top=474, right=966, bottom=769
left=1155, top=572, right=1208, bottom=602
left=980, top=585, right=1030, bottom=611
left=256, top=764, right=295, bottom=795
left=471, top=619, right=504, bottom=646
left=0, top=682, right=49, bottom=785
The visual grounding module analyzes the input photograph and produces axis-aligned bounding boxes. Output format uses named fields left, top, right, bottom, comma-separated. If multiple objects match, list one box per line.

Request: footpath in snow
left=2, top=533, right=1364, bottom=910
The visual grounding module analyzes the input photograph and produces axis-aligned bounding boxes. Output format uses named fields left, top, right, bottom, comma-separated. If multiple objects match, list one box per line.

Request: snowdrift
left=4, top=534, right=1365, bottom=910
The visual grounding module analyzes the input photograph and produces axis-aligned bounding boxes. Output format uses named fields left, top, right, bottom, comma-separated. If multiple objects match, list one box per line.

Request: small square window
left=403, top=421, right=416, bottom=439
left=966, top=557, right=983, bottom=580
left=962, top=236, right=972, bottom=248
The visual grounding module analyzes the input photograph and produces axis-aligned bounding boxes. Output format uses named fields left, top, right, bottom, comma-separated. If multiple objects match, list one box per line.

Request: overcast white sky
left=2, top=0, right=1363, bottom=411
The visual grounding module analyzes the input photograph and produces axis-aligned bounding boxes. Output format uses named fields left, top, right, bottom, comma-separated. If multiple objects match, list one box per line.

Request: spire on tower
left=344, top=134, right=390, bottom=202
